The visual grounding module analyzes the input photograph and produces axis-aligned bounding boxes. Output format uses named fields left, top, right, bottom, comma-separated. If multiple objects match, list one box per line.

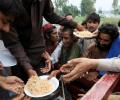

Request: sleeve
left=97, top=58, right=120, bottom=72
left=43, top=0, right=77, bottom=28
left=1, top=28, right=33, bottom=71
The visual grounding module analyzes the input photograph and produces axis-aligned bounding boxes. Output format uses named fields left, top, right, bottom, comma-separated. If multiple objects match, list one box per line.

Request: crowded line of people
left=0, top=0, right=120, bottom=99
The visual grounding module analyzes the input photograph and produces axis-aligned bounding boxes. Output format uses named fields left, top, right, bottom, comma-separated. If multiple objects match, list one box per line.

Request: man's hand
left=40, top=59, right=51, bottom=73
left=61, top=58, right=98, bottom=82
left=60, top=63, right=75, bottom=74
left=27, top=69, right=37, bottom=77
left=41, top=51, right=52, bottom=73
left=0, top=76, right=24, bottom=94
left=60, top=58, right=83, bottom=73
left=5, top=76, right=24, bottom=84
left=48, top=70, right=61, bottom=80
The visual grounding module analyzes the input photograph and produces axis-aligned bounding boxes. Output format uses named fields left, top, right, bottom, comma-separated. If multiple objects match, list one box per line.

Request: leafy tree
left=112, top=0, right=120, bottom=14
left=52, top=0, right=68, bottom=14
left=81, top=0, right=96, bottom=16
left=112, top=0, right=118, bottom=10
left=62, top=5, right=80, bottom=17
left=52, top=0, right=80, bottom=16
left=98, top=9, right=103, bottom=14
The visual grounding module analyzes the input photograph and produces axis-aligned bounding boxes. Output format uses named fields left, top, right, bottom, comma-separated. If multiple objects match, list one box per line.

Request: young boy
left=79, top=12, right=100, bottom=56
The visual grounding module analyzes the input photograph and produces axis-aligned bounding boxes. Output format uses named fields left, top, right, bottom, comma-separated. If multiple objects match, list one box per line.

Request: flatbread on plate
left=73, top=31, right=96, bottom=38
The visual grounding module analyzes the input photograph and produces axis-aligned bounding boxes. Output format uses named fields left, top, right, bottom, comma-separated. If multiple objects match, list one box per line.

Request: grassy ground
left=74, top=16, right=120, bottom=26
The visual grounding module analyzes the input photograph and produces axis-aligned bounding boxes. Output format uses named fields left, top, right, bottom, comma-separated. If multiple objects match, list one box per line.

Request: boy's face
left=0, top=11, right=13, bottom=33
left=86, top=20, right=99, bottom=32
left=62, top=31, right=73, bottom=48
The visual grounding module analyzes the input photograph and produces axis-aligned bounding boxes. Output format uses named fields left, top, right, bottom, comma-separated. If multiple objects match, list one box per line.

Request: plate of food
left=73, top=31, right=97, bottom=38
left=24, top=75, right=59, bottom=98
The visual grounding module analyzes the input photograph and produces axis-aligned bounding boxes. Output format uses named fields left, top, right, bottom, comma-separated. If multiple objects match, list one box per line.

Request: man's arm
left=1, top=28, right=36, bottom=76
left=97, top=58, right=120, bottom=72
left=61, top=57, right=120, bottom=82
left=43, top=0, right=83, bottom=31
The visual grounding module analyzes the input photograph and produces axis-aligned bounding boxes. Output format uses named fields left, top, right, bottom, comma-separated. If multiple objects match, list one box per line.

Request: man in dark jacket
left=0, top=0, right=84, bottom=81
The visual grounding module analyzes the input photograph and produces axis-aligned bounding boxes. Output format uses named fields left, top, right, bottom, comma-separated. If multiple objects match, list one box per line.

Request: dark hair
left=98, top=23, right=119, bottom=41
left=86, top=12, right=100, bottom=24
left=0, top=0, right=26, bottom=17
left=118, top=20, right=120, bottom=27
left=64, top=13, right=73, bottom=17
left=61, top=27, right=78, bottom=42
left=81, top=20, right=87, bottom=26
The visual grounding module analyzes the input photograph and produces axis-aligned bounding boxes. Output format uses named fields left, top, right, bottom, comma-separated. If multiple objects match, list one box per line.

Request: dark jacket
left=1, top=0, right=77, bottom=70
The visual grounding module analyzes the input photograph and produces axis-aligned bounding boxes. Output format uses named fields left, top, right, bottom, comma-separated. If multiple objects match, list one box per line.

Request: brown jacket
left=1, top=0, right=77, bottom=70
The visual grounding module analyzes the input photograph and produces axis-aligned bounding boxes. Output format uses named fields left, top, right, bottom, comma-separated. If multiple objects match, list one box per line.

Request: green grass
left=74, top=16, right=120, bottom=26
left=100, top=17, right=119, bottom=26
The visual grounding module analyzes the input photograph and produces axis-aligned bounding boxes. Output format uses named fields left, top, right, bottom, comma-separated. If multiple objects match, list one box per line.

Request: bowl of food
left=24, top=75, right=59, bottom=99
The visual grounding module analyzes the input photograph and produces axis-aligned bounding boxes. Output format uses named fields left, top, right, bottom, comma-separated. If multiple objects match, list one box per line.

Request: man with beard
left=83, top=23, right=119, bottom=80
left=86, top=24, right=119, bottom=59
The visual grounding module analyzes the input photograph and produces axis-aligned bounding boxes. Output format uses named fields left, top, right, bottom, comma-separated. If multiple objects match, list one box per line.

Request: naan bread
left=74, top=31, right=95, bottom=38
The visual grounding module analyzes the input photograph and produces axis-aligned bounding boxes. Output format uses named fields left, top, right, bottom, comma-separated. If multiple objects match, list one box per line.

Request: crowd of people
left=0, top=0, right=120, bottom=100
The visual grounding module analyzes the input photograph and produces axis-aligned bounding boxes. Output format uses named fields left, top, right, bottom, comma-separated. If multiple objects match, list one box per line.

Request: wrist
left=90, top=59, right=99, bottom=69
left=27, top=69, right=37, bottom=77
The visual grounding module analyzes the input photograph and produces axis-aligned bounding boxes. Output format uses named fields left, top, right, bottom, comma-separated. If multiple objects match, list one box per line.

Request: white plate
left=24, top=75, right=59, bottom=98
left=0, top=50, right=17, bottom=67
left=73, top=31, right=96, bottom=39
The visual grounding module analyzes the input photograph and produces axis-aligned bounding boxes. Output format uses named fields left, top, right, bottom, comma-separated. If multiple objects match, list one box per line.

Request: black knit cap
left=0, top=0, right=25, bottom=17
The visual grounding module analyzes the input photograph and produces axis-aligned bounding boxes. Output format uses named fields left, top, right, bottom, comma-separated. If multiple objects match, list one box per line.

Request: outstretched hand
left=0, top=76, right=24, bottom=94
left=48, top=70, right=61, bottom=80
left=61, top=58, right=98, bottom=82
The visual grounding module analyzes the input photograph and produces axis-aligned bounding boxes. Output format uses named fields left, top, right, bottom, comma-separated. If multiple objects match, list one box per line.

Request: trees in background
left=54, top=0, right=67, bottom=14
left=81, top=0, right=96, bottom=16
left=53, top=0, right=96, bottom=17
left=53, top=0, right=80, bottom=17
left=62, top=5, right=80, bottom=17
left=112, top=0, right=120, bottom=15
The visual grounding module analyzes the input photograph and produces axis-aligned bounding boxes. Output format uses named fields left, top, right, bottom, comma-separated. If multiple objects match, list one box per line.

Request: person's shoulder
left=71, top=42, right=82, bottom=52
left=73, top=42, right=81, bottom=48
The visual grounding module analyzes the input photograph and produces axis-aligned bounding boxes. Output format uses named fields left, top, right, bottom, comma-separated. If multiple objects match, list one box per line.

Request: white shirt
left=50, top=41, right=63, bottom=64
left=0, top=40, right=17, bottom=67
